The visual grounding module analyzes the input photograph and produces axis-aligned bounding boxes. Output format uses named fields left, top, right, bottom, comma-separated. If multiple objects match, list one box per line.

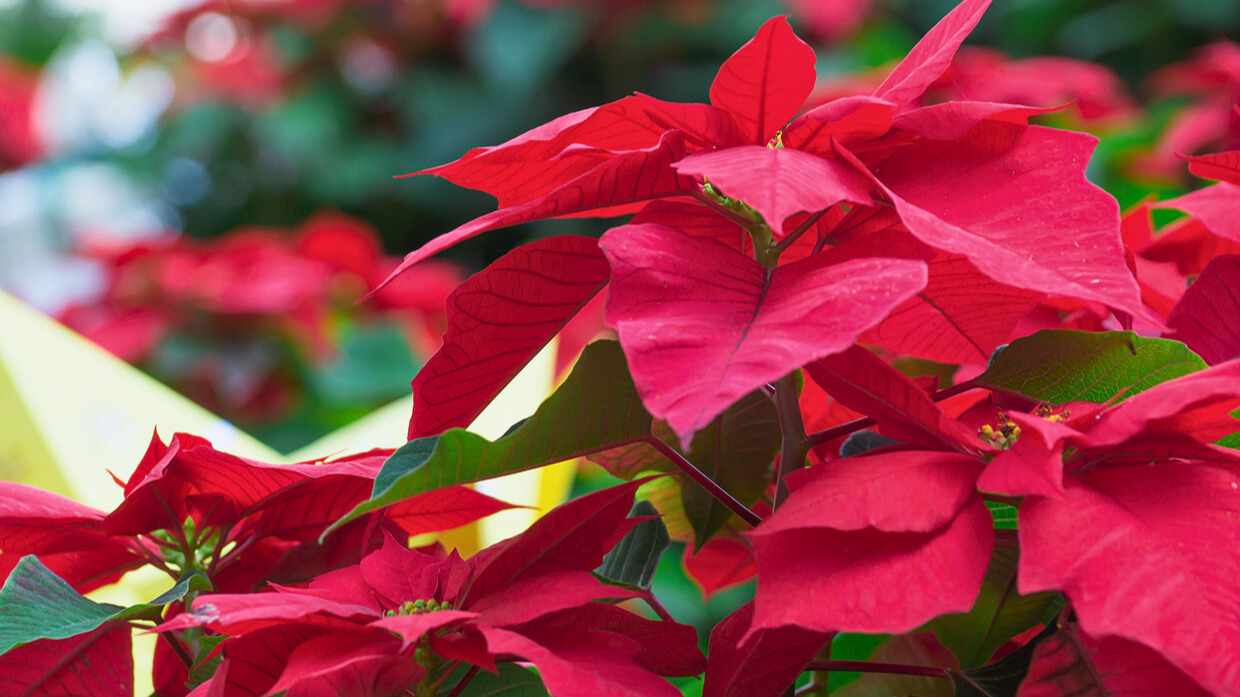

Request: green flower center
left=387, top=598, right=455, bottom=617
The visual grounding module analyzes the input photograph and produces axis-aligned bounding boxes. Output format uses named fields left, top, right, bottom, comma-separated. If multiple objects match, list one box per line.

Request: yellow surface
left=0, top=290, right=576, bottom=695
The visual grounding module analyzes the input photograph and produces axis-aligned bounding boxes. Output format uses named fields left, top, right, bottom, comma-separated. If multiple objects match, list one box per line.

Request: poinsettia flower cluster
left=158, top=479, right=703, bottom=697
left=0, top=431, right=514, bottom=696
left=57, top=211, right=462, bottom=423
left=809, top=45, right=1138, bottom=128
left=0, top=56, right=44, bottom=170
left=1139, top=40, right=1240, bottom=179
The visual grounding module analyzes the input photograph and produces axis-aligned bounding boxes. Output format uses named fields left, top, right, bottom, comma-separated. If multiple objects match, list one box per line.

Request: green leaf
left=678, top=390, right=780, bottom=547
left=596, top=500, right=671, bottom=590
left=186, top=635, right=228, bottom=689
left=445, top=664, right=550, bottom=697
left=950, top=625, right=1055, bottom=697
left=0, top=556, right=123, bottom=656
left=111, top=570, right=213, bottom=622
left=1215, top=407, right=1240, bottom=449
left=984, top=501, right=1018, bottom=531
left=0, top=558, right=216, bottom=656
left=976, top=330, right=1206, bottom=404
left=930, top=546, right=1064, bottom=669
left=326, top=341, right=653, bottom=538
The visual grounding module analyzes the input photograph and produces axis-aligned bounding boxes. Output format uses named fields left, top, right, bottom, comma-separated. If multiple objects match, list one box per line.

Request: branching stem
left=773, top=374, right=809, bottom=509
left=805, top=660, right=951, bottom=679
left=644, top=436, right=763, bottom=527
left=773, top=209, right=826, bottom=256
left=805, top=380, right=980, bottom=447
left=643, top=592, right=675, bottom=623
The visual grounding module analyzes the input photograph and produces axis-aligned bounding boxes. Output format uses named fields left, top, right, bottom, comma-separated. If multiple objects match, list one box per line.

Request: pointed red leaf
left=683, top=535, right=757, bottom=601
left=1018, top=625, right=1213, bottom=697
left=710, top=16, right=816, bottom=145
left=267, top=632, right=421, bottom=697
left=369, top=611, right=477, bottom=649
left=1165, top=254, right=1240, bottom=364
left=408, top=235, right=610, bottom=437
left=385, top=486, right=518, bottom=537
left=467, top=572, right=639, bottom=627
left=872, top=0, right=993, bottom=109
left=873, top=270, right=1042, bottom=364
left=415, top=98, right=664, bottom=208
left=106, top=436, right=394, bottom=536
left=702, top=601, right=829, bottom=697
left=631, top=198, right=751, bottom=253
left=194, top=625, right=331, bottom=697
left=857, top=122, right=1152, bottom=324
left=1140, top=216, right=1240, bottom=277
left=893, top=101, right=1054, bottom=140
left=1182, top=149, right=1240, bottom=185
left=1085, top=358, right=1240, bottom=447
left=1019, top=465, right=1240, bottom=696
left=750, top=495, right=994, bottom=635
left=170, top=590, right=379, bottom=635
left=359, top=535, right=469, bottom=606
left=766, top=450, right=984, bottom=534
left=782, top=96, right=896, bottom=154
left=0, top=483, right=145, bottom=590
left=0, top=626, right=133, bottom=697
left=1156, top=182, right=1240, bottom=244
left=481, top=626, right=683, bottom=697
left=635, top=93, right=745, bottom=149
left=865, top=244, right=1045, bottom=364
left=601, top=223, right=927, bottom=442
left=673, top=146, right=872, bottom=233
left=463, top=480, right=643, bottom=606
left=379, top=132, right=695, bottom=289
left=511, top=603, right=705, bottom=678
left=804, top=345, right=978, bottom=450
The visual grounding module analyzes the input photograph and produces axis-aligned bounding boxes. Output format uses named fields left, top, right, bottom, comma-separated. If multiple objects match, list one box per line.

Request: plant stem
left=157, top=631, right=195, bottom=669
left=642, top=592, right=675, bottom=622
left=644, top=436, right=763, bottom=527
left=773, top=373, right=809, bottom=509
left=981, top=493, right=1024, bottom=507
left=804, top=380, right=980, bottom=447
left=809, top=634, right=836, bottom=696
left=444, top=665, right=478, bottom=697
left=692, top=190, right=759, bottom=230
left=773, top=210, right=826, bottom=256
left=805, top=660, right=950, bottom=679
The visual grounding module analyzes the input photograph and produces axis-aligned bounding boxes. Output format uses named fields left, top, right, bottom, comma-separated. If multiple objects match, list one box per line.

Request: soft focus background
left=1, top=0, right=1238, bottom=659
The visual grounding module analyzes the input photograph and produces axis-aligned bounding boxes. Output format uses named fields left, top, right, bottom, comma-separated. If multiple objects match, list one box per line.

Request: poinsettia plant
left=4, top=0, right=1240, bottom=695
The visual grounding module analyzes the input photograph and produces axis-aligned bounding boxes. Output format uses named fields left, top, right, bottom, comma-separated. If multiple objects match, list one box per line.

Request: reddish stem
left=805, top=380, right=980, bottom=448
left=773, top=373, right=809, bottom=509
left=642, top=592, right=675, bottom=623
left=445, top=665, right=479, bottom=697
left=805, top=660, right=950, bottom=679
left=773, top=209, right=826, bottom=256
left=644, top=436, right=763, bottom=527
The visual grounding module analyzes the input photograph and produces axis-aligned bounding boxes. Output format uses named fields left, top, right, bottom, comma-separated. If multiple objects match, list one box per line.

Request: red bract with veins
left=165, top=481, right=703, bottom=697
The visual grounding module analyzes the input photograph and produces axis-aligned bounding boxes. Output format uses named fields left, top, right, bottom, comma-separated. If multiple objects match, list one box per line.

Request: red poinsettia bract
left=164, top=481, right=703, bottom=697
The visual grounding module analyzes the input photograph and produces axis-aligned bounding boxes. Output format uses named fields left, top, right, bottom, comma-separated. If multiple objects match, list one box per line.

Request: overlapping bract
left=166, top=482, right=703, bottom=697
